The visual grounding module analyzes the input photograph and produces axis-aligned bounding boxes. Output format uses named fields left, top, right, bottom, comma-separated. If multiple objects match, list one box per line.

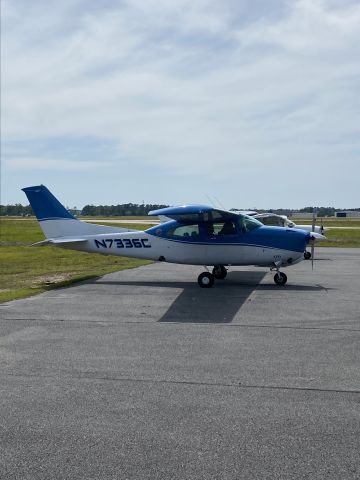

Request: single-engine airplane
left=22, top=185, right=326, bottom=288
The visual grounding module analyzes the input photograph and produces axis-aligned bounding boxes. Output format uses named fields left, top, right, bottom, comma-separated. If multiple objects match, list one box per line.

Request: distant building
left=335, top=211, right=360, bottom=218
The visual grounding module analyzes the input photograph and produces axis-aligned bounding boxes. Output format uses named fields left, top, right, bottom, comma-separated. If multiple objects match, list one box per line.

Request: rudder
left=22, top=185, right=135, bottom=239
left=22, top=185, right=75, bottom=221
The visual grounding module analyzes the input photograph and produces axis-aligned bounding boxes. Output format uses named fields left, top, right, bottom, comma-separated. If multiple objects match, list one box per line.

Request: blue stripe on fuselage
left=146, top=222, right=309, bottom=253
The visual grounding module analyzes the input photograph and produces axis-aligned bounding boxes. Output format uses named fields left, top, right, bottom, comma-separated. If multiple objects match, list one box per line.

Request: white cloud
left=8, top=157, right=114, bottom=172
left=2, top=0, right=360, bottom=206
left=236, top=0, right=360, bottom=51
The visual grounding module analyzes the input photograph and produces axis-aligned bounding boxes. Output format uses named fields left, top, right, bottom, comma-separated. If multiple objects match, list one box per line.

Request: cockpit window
left=167, top=224, right=199, bottom=238
left=238, top=215, right=262, bottom=232
left=215, top=221, right=236, bottom=235
left=205, top=216, right=261, bottom=237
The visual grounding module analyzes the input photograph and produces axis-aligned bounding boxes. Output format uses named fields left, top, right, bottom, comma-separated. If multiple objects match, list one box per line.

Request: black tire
left=212, top=265, right=227, bottom=279
left=304, top=251, right=311, bottom=260
left=198, top=272, right=214, bottom=288
left=274, top=272, right=287, bottom=286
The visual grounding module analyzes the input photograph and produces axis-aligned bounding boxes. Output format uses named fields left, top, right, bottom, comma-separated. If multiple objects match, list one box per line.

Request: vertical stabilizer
left=22, top=185, right=134, bottom=238
left=22, top=185, right=75, bottom=221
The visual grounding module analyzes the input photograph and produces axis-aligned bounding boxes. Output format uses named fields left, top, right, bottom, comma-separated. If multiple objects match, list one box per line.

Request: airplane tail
left=22, top=185, right=134, bottom=239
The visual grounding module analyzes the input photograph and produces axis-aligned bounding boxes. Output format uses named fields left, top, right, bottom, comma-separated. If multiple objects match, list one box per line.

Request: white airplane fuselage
left=58, top=226, right=305, bottom=268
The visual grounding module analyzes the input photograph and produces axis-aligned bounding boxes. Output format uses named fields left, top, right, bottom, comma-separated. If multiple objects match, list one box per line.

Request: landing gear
left=198, top=265, right=228, bottom=287
left=271, top=260, right=287, bottom=286
left=304, top=251, right=311, bottom=260
left=198, top=272, right=214, bottom=288
left=212, top=265, right=227, bottom=279
left=274, top=271, right=287, bottom=285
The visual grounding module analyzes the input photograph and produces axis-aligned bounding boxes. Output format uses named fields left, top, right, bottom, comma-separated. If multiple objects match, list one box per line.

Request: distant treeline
left=299, top=207, right=338, bottom=217
left=255, top=207, right=360, bottom=217
left=81, top=203, right=169, bottom=216
left=1, top=204, right=359, bottom=217
left=265, top=207, right=338, bottom=217
left=1, top=204, right=34, bottom=216
left=0, top=203, right=169, bottom=217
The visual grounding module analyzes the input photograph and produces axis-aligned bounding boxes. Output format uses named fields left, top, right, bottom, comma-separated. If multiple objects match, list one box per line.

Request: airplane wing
left=148, top=205, right=242, bottom=223
left=230, top=209, right=258, bottom=216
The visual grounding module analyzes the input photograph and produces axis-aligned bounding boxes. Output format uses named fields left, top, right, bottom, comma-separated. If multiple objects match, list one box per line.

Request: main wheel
left=198, top=272, right=215, bottom=288
left=212, top=265, right=227, bottom=279
left=304, top=251, right=311, bottom=260
left=274, top=272, right=287, bottom=286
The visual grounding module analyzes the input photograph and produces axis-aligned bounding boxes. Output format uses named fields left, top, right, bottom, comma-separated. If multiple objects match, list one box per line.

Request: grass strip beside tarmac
left=0, top=218, right=153, bottom=303
left=292, top=219, right=360, bottom=246
left=319, top=228, right=360, bottom=248
left=1, top=217, right=360, bottom=303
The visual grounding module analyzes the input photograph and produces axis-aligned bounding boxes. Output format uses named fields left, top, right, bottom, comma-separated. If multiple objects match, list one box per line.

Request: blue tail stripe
left=22, top=185, right=75, bottom=221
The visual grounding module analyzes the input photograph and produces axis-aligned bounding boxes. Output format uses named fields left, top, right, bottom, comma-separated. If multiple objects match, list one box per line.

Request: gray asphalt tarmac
left=1, top=247, right=360, bottom=479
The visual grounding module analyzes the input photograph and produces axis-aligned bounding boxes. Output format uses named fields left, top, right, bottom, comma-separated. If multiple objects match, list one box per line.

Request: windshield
left=238, top=214, right=262, bottom=232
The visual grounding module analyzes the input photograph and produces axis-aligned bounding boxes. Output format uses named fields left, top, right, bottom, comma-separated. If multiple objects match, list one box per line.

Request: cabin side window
left=167, top=224, right=199, bottom=238
left=206, top=220, right=237, bottom=236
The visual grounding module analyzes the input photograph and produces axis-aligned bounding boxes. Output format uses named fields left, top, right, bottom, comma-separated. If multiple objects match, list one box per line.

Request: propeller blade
left=311, top=208, right=317, bottom=232
left=310, top=231, right=326, bottom=241
left=311, top=238, right=315, bottom=270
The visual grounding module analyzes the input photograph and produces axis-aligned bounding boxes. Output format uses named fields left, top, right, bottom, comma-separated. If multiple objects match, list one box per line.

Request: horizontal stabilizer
left=32, top=238, right=88, bottom=246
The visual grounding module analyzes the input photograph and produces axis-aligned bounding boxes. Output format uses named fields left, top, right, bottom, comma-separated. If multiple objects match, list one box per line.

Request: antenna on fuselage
left=205, top=195, right=217, bottom=207
left=205, top=195, right=226, bottom=209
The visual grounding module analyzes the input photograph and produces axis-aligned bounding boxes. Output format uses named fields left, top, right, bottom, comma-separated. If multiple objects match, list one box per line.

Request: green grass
left=293, top=218, right=360, bottom=228
left=1, top=216, right=360, bottom=303
left=291, top=218, right=360, bottom=246
left=320, top=228, right=360, bottom=248
left=0, top=217, right=153, bottom=303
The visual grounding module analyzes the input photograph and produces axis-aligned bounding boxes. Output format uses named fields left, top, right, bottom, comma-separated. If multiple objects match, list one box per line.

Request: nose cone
left=308, top=231, right=327, bottom=241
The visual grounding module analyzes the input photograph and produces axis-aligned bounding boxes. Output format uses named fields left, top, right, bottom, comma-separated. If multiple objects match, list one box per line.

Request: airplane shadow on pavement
left=158, top=272, right=330, bottom=323
left=158, top=271, right=267, bottom=323
left=95, top=271, right=330, bottom=324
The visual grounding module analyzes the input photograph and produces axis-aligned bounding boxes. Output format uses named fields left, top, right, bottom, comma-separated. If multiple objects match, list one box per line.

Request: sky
left=1, top=0, right=360, bottom=209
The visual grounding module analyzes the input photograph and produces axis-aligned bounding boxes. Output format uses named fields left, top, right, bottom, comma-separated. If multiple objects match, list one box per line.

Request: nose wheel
left=274, top=271, right=287, bottom=285
left=304, top=251, right=311, bottom=260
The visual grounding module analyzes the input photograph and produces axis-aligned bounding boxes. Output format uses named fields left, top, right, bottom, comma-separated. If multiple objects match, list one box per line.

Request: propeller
left=311, top=237, right=315, bottom=270
left=308, top=208, right=327, bottom=268
left=311, top=208, right=316, bottom=231
left=311, top=208, right=316, bottom=270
